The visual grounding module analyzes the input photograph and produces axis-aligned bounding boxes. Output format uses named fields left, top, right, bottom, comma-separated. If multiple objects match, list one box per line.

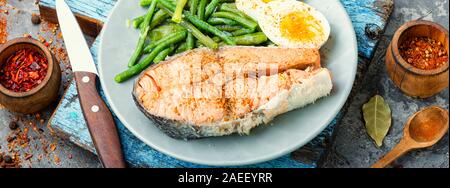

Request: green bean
left=157, top=5, right=218, bottom=49
left=205, top=33, right=268, bottom=46
left=219, top=2, right=237, bottom=10
left=149, top=23, right=186, bottom=42
left=219, top=3, right=254, bottom=21
left=186, top=33, right=195, bottom=50
left=140, top=0, right=152, bottom=7
left=231, top=32, right=268, bottom=45
left=132, top=15, right=145, bottom=29
left=144, top=31, right=187, bottom=53
left=175, top=42, right=188, bottom=54
left=205, top=0, right=220, bottom=18
left=134, top=10, right=170, bottom=30
left=197, top=0, right=208, bottom=20
left=187, top=0, right=198, bottom=51
left=154, top=45, right=176, bottom=63
left=180, top=20, right=219, bottom=49
left=215, top=25, right=242, bottom=32
left=142, top=0, right=179, bottom=7
left=158, top=0, right=230, bottom=46
left=207, top=17, right=239, bottom=26
left=232, top=28, right=255, bottom=36
left=159, top=0, right=236, bottom=45
left=172, top=0, right=188, bottom=23
left=128, top=0, right=158, bottom=67
left=196, top=36, right=221, bottom=47
left=211, top=11, right=257, bottom=29
left=189, top=0, right=199, bottom=15
left=264, top=40, right=276, bottom=47
left=115, top=31, right=188, bottom=83
left=148, top=9, right=170, bottom=29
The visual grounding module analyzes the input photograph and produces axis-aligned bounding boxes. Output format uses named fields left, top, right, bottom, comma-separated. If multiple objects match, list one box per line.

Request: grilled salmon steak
left=133, top=47, right=332, bottom=139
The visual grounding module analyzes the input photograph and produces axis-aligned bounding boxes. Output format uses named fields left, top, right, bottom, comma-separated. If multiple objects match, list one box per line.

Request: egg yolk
left=280, top=11, right=324, bottom=42
left=261, top=0, right=273, bottom=3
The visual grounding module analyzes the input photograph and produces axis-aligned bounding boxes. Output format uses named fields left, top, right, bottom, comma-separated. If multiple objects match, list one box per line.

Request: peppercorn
left=3, top=155, right=13, bottom=164
left=31, top=13, right=41, bottom=25
left=9, top=121, right=18, bottom=130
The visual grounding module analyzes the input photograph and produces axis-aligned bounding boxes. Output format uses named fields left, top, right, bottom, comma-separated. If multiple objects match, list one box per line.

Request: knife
left=56, top=0, right=126, bottom=168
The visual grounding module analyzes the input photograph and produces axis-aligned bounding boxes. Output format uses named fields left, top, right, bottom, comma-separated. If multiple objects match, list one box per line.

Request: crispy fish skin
left=133, top=47, right=331, bottom=140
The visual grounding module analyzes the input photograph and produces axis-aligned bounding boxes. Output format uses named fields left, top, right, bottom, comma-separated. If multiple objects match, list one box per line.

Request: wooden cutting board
left=39, top=0, right=394, bottom=167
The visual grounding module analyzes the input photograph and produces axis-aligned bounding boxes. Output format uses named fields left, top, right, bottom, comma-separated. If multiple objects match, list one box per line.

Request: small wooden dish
left=0, top=37, right=61, bottom=114
left=386, top=20, right=449, bottom=98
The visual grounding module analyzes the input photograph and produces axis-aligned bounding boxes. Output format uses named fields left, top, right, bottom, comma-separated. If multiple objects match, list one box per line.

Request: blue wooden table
left=40, top=0, right=394, bottom=168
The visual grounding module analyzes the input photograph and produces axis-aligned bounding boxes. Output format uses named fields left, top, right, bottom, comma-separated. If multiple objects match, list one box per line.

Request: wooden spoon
left=372, top=106, right=449, bottom=168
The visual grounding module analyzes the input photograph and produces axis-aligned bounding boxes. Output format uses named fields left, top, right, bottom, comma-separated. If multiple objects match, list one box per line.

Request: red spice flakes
left=24, top=153, right=33, bottom=161
left=47, top=122, right=56, bottom=135
left=0, top=48, right=49, bottom=92
left=6, top=135, right=16, bottom=143
left=399, top=36, right=448, bottom=70
left=35, top=113, right=41, bottom=120
left=57, top=32, right=63, bottom=40
left=19, top=127, right=30, bottom=148
left=41, top=22, right=59, bottom=35
left=0, top=11, right=6, bottom=44
left=29, top=121, right=39, bottom=133
left=50, top=142, right=57, bottom=151
left=37, top=154, right=43, bottom=161
left=53, top=154, right=61, bottom=165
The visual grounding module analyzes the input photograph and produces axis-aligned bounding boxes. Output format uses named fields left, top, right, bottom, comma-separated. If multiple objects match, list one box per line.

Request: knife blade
left=55, top=0, right=97, bottom=74
left=56, top=0, right=126, bottom=168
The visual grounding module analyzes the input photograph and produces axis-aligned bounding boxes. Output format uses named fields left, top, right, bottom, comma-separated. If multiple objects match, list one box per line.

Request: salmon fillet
left=133, top=47, right=332, bottom=139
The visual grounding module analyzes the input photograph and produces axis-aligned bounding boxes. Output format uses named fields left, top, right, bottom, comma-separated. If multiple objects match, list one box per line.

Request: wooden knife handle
left=74, top=71, right=126, bottom=168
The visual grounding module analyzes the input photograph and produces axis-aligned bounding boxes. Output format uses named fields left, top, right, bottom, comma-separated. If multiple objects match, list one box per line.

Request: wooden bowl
left=386, top=20, right=449, bottom=98
left=0, top=37, right=61, bottom=114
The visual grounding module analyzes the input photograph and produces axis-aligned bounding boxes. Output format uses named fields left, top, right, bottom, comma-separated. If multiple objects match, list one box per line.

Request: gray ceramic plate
left=98, top=0, right=357, bottom=166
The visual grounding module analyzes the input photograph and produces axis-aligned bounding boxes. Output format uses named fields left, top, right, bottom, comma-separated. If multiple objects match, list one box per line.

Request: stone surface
left=43, top=0, right=393, bottom=168
left=321, top=0, right=449, bottom=168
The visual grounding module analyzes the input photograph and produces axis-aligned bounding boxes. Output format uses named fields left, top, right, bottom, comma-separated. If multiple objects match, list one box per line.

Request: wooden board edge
left=38, top=4, right=103, bottom=37
left=46, top=79, right=75, bottom=135
left=47, top=83, right=97, bottom=154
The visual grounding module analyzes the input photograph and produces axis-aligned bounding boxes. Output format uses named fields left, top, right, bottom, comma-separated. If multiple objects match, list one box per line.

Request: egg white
left=258, top=0, right=331, bottom=49
left=236, top=0, right=294, bottom=21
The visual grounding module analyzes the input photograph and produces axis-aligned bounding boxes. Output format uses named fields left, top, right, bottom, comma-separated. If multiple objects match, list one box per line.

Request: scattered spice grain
left=6, top=135, right=16, bottom=143
left=24, top=153, right=33, bottom=160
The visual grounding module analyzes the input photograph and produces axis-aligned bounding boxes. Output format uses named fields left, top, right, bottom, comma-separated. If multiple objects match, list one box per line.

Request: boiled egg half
left=236, top=0, right=275, bottom=21
left=245, top=0, right=331, bottom=49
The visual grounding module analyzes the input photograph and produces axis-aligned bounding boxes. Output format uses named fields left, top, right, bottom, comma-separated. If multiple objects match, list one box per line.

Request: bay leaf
left=362, top=95, right=392, bottom=147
